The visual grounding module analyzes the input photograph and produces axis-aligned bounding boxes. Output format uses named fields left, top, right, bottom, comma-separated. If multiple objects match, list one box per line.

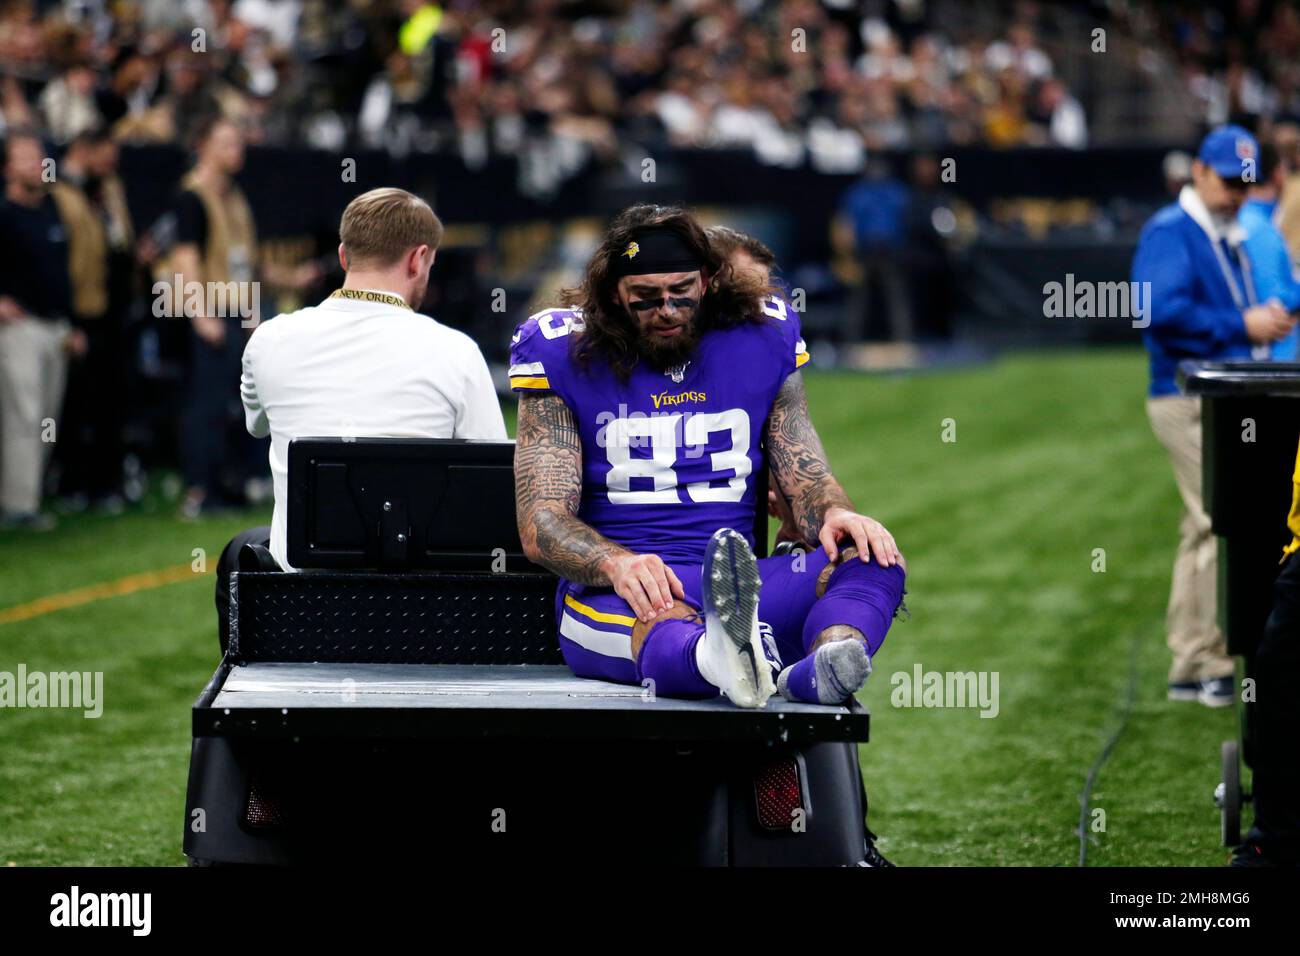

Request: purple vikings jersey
left=510, top=296, right=810, bottom=565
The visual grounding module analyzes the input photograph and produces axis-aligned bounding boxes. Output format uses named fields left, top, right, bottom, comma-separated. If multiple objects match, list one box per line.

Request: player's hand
left=191, top=314, right=226, bottom=348
left=1244, top=303, right=1295, bottom=343
left=819, top=506, right=901, bottom=568
left=604, top=551, right=687, bottom=622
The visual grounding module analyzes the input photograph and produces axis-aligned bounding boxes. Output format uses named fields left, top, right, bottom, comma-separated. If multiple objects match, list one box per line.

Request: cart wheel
left=1218, top=740, right=1241, bottom=847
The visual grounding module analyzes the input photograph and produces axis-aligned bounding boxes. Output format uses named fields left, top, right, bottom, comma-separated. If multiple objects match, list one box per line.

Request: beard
left=1210, top=209, right=1238, bottom=232
left=636, top=314, right=700, bottom=370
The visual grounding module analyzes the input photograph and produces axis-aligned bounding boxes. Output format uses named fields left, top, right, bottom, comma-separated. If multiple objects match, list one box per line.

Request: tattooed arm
left=514, top=391, right=621, bottom=581
left=766, top=372, right=902, bottom=566
left=514, top=392, right=685, bottom=620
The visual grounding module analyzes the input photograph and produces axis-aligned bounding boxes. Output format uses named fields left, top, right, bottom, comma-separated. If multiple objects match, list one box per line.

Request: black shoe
left=859, top=838, right=896, bottom=867
left=91, top=494, right=125, bottom=516
left=1, top=511, right=57, bottom=532
left=1199, top=676, right=1234, bottom=709
left=1167, top=680, right=1199, bottom=702
left=1229, top=841, right=1294, bottom=867
left=55, top=494, right=89, bottom=514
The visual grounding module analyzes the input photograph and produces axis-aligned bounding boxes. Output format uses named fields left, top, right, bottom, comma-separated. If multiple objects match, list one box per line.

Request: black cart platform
left=202, top=662, right=868, bottom=743
left=183, top=439, right=879, bottom=867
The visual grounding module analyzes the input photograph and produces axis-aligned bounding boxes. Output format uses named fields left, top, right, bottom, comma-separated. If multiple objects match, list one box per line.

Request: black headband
left=611, top=227, right=704, bottom=278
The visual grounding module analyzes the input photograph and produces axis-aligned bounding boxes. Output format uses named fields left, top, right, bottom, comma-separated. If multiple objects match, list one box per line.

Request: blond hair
left=339, top=188, right=443, bottom=268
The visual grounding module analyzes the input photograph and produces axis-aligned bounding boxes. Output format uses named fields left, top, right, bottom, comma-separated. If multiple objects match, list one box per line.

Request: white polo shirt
left=240, top=290, right=507, bottom=570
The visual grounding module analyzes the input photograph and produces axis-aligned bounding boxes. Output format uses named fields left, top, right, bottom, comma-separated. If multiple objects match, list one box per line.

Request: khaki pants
left=1146, top=394, right=1234, bottom=682
left=0, top=317, right=69, bottom=516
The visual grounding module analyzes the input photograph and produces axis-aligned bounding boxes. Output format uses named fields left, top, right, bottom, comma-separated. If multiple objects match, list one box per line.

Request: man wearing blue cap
left=1133, top=125, right=1296, bottom=707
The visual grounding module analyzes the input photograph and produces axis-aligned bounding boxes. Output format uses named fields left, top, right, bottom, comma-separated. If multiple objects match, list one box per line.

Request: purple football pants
left=555, top=544, right=905, bottom=699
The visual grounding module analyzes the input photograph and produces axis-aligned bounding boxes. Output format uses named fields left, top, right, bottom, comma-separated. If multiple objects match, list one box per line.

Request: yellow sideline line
left=0, top=563, right=199, bottom=626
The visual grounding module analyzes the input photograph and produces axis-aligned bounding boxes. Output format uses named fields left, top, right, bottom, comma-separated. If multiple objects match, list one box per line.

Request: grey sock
left=814, top=639, right=871, bottom=703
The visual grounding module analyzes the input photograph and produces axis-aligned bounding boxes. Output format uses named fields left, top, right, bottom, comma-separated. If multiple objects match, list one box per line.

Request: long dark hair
left=560, top=204, right=774, bottom=380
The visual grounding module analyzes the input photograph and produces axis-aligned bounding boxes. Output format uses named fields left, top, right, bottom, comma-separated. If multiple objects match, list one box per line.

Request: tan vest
left=177, top=172, right=257, bottom=286
left=50, top=181, right=107, bottom=320
left=50, top=176, right=135, bottom=321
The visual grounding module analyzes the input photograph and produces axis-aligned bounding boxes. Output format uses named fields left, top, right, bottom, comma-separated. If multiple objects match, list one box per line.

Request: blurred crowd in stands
left=3, top=0, right=1300, bottom=182
left=1, top=0, right=1296, bottom=167
left=0, top=0, right=1114, bottom=174
left=4, top=0, right=1300, bottom=172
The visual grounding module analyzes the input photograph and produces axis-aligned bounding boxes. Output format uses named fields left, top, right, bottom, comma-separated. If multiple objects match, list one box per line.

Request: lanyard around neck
left=1208, top=236, right=1257, bottom=311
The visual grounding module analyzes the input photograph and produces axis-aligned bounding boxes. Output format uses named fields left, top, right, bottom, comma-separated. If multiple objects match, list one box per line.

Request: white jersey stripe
left=559, top=612, right=634, bottom=660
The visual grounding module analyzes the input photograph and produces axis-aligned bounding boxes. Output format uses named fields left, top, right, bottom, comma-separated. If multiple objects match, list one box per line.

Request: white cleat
left=696, top=528, right=775, bottom=709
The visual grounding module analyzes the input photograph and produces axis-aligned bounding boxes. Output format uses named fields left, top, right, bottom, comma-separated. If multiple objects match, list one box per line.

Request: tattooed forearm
left=530, top=510, right=628, bottom=584
left=766, top=372, right=855, bottom=545
left=514, top=392, right=630, bottom=584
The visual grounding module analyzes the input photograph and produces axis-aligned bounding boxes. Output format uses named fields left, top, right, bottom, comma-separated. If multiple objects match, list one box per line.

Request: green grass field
left=0, top=347, right=1241, bottom=866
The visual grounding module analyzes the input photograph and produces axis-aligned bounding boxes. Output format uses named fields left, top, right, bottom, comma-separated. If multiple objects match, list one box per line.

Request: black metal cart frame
left=1179, top=360, right=1300, bottom=846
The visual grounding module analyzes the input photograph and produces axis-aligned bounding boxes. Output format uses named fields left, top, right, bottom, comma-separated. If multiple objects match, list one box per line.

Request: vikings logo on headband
left=612, top=227, right=703, bottom=278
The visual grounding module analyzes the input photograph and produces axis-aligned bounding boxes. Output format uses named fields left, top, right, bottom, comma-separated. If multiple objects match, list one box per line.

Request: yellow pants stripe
left=563, top=593, right=635, bottom=628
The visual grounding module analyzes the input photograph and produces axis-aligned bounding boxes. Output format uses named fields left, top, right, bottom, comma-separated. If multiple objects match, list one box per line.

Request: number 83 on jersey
left=597, top=408, right=753, bottom=505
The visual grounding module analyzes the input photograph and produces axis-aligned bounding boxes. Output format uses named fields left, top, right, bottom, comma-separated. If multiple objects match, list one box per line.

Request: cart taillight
left=754, top=757, right=803, bottom=831
left=244, top=773, right=286, bottom=830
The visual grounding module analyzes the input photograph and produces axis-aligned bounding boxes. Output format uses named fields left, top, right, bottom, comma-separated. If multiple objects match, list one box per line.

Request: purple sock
left=781, top=653, right=823, bottom=703
left=801, top=559, right=906, bottom=656
left=636, top=618, right=716, bottom=699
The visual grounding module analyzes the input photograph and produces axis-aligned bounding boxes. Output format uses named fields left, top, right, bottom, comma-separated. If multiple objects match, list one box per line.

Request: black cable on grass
left=1076, top=632, right=1142, bottom=866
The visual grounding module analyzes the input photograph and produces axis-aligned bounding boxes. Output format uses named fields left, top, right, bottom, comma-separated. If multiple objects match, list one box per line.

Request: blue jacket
left=839, top=179, right=910, bottom=248
left=1239, top=197, right=1300, bottom=360
left=1132, top=194, right=1255, bottom=396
